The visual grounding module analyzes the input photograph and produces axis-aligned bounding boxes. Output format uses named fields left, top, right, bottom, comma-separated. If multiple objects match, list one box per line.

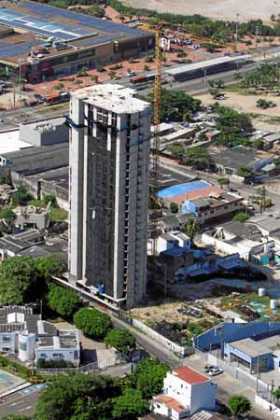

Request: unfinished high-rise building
left=69, top=84, right=151, bottom=308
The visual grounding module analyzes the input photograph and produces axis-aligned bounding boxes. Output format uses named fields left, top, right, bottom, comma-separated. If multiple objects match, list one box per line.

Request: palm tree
left=228, top=395, right=251, bottom=419
left=183, top=217, right=200, bottom=243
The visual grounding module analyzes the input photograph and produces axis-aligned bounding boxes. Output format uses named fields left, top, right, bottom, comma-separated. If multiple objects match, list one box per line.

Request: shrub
left=74, top=308, right=112, bottom=339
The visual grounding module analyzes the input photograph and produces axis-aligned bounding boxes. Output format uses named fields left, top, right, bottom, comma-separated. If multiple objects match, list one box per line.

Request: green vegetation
left=112, top=388, right=148, bottom=418
left=132, top=358, right=169, bottom=399
left=37, top=358, right=75, bottom=369
left=256, top=98, right=276, bottom=109
left=183, top=146, right=210, bottom=170
left=233, top=211, right=250, bottom=223
left=34, top=357, right=168, bottom=419
left=0, top=256, right=65, bottom=305
left=237, top=166, right=253, bottom=178
left=48, top=284, right=81, bottom=319
left=35, top=373, right=121, bottom=420
left=49, top=207, right=68, bottom=222
left=167, top=143, right=185, bottom=159
left=105, top=328, right=136, bottom=354
left=228, top=395, right=251, bottom=418
left=242, top=64, right=280, bottom=92
left=217, top=177, right=230, bottom=187
left=2, top=416, right=30, bottom=420
left=214, top=104, right=253, bottom=147
left=273, top=387, right=280, bottom=402
left=12, top=185, right=33, bottom=206
left=0, top=208, right=16, bottom=223
left=149, top=88, right=201, bottom=122
left=0, top=354, right=42, bottom=383
left=170, top=202, right=179, bottom=214
left=183, top=217, right=200, bottom=242
left=74, top=308, right=112, bottom=339
left=108, top=0, right=280, bottom=41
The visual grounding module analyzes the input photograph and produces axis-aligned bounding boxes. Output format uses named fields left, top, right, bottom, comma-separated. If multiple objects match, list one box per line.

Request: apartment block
left=69, top=84, right=151, bottom=308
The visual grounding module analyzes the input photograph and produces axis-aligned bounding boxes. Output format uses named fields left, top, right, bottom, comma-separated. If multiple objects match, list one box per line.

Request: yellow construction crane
left=151, top=27, right=161, bottom=256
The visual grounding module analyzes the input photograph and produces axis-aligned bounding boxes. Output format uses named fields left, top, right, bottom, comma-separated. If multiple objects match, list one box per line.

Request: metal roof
left=166, top=55, right=251, bottom=76
left=230, top=338, right=271, bottom=358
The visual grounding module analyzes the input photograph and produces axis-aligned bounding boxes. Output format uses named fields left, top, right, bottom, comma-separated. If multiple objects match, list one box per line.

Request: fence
left=208, top=352, right=270, bottom=395
left=36, top=360, right=98, bottom=375
left=131, top=318, right=193, bottom=358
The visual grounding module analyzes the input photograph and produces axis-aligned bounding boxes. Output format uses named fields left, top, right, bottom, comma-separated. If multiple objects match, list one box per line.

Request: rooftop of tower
left=72, top=84, right=151, bottom=114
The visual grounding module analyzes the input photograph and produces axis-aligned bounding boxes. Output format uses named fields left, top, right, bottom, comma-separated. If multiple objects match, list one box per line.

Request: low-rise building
left=224, top=338, right=274, bottom=373
left=0, top=305, right=80, bottom=365
left=201, top=221, right=276, bottom=263
left=19, top=117, right=69, bottom=147
left=152, top=366, right=217, bottom=419
left=181, top=192, right=243, bottom=224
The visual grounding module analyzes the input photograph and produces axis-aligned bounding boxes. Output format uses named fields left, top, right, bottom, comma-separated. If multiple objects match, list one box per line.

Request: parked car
left=208, top=366, right=223, bottom=376
left=204, top=364, right=216, bottom=373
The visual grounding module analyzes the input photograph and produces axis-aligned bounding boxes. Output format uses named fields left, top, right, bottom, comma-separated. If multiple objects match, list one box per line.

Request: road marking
left=19, top=405, right=32, bottom=412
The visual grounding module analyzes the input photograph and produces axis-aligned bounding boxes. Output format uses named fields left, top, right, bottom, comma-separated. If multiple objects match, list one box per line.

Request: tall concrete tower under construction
left=69, top=84, right=151, bottom=308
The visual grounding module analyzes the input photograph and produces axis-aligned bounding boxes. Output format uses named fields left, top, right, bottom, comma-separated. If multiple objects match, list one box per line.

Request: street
left=0, top=384, right=46, bottom=417
left=1, top=53, right=280, bottom=132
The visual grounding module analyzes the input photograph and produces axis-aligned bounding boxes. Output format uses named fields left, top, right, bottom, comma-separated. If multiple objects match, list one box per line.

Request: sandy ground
left=197, top=91, right=280, bottom=131
left=123, top=0, right=278, bottom=22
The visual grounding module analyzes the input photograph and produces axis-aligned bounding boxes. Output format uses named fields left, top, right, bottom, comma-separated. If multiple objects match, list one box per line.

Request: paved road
left=0, top=384, right=46, bottom=417
left=1, top=53, right=280, bottom=131
left=159, top=157, right=280, bottom=210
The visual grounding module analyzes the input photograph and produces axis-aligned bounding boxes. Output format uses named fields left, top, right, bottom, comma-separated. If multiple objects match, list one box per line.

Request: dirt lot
left=197, top=90, right=280, bottom=131
left=123, top=0, right=277, bottom=22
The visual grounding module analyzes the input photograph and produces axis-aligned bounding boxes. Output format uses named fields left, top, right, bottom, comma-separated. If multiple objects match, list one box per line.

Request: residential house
left=152, top=366, right=217, bottom=419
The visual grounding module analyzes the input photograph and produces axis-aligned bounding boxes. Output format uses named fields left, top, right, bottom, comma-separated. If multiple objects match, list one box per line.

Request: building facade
left=69, top=84, right=151, bottom=308
left=152, top=366, right=217, bottom=419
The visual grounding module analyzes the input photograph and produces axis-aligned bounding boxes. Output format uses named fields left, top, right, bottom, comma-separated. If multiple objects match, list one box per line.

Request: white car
left=208, top=367, right=223, bottom=376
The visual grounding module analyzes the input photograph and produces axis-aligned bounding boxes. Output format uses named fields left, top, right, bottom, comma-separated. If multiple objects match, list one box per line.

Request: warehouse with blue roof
left=0, top=0, right=154, bottom=82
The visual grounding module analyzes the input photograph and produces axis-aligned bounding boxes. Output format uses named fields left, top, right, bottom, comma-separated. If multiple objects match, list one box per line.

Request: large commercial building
left=69, top=84, right=151, bottom=308
left=0, top=1, right=154, bottom=82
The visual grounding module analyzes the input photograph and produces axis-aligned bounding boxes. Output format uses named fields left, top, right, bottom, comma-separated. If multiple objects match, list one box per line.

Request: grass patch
left=49, top=207, right=68, bottom=222
left=224, top=83, right=251, bottom=95
left=0, top=354, right=44, bottom=383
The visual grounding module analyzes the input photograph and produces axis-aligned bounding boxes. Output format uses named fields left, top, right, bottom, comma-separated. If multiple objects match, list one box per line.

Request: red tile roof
left=168, top=186, right=222, bottom=204
left=154, top=394, right=185, bottom=413
left=173, top=366, right=209, bottom=384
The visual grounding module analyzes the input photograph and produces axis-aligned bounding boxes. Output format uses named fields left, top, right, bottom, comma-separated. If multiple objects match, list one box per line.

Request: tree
left=184, top=146, right=210, bottom=170
left=183, top=217, right=200, bottom=242
left=217, top=177, right=230, bottom=188
left=237, top=166, right=252, bottom=178
left=48, top=284, right=80, bottom=319
left=273, top=387, right=280, bottom=402
left=35, top=373, right=120, bottom=420
left=0, top=208, right=16, bottom=223
left=74, top=308, right=112, bottom=339
left=12, top=185, right=32, bottom=206
left=132, top=358, right=168, bottom=399
left=233, top=212, right=250, bottom=223
left=0, top=256, right=64, bottom=305
left=112, top=388, right=148, bottom=419
left=228, top=395, right=251, bottom=418
left=214, top=104, right=253, bottom=147
left=105, top=328, right=136, bottom=354
left=170, top=202, right=179, bottom=214
left=149, top=88, right=201, bottom=122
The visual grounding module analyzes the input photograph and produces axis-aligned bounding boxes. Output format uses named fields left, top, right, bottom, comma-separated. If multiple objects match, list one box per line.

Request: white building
left=152, top=366, right=217, bottom=419
left=35, top=331, right=80, bottom=367
left=0, top=306, right=80, bottom=365
left=201, top=221, right=275, bottom=262
left=148, top=231, right=192, bottom=255
left=69, top=84, right=151, bottom=308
